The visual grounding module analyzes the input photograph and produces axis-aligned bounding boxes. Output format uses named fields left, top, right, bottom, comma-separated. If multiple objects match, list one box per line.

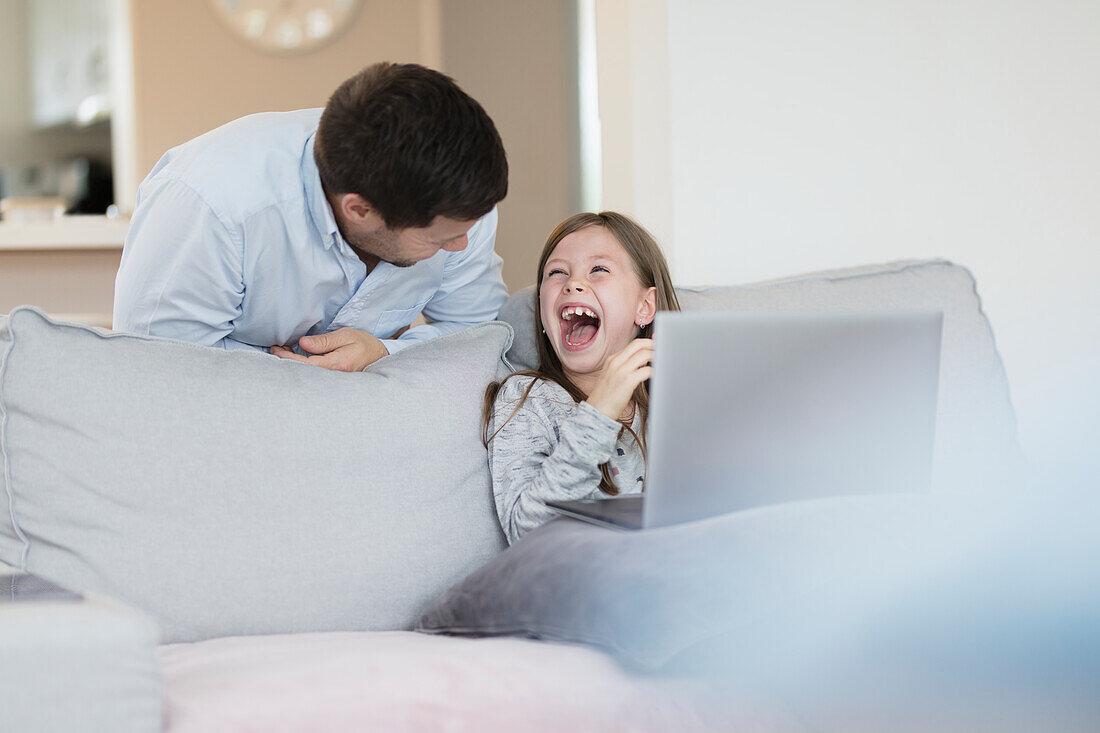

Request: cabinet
left=0, top=216, right=126, bottom=327
left=29, top=0, right=111, bottom=127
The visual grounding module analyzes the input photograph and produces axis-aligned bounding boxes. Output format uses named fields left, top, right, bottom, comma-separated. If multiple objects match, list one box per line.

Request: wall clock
left=209, top=0, right=364, bottom=54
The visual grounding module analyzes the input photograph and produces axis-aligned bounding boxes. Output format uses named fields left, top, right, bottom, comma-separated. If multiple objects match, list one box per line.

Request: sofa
left=1, top=259, right=1058, bottom=732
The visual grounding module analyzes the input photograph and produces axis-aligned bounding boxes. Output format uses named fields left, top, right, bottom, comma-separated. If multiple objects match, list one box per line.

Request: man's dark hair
left=314, top=62, right=508, bottom=229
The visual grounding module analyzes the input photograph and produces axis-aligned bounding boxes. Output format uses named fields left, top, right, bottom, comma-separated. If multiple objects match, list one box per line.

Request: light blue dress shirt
left=113, top=109, right=507, bottom=355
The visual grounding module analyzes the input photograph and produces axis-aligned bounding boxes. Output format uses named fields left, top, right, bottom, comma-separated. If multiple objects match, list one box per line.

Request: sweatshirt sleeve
left=488, top=377, right=622, bottom=544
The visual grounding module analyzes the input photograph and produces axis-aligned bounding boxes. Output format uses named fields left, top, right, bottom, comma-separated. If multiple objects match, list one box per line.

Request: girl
left=484, top=212, right=680, bottom=543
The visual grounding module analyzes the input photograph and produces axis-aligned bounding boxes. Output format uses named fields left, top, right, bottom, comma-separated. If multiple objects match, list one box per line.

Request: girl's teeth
left=561, top=306, right=596, bottom=320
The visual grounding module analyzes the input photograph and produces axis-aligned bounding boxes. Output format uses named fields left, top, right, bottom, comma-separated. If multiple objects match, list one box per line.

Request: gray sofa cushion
left=0, top=579, right=161, bottom=733
left=0, top=308, right=511, bottom=642
left=499, top=259, right=1023, bottom=490
left=417, top=494, right=936, bottom=670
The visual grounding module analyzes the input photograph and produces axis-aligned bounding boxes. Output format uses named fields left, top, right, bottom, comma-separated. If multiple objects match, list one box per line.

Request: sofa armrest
left=0, top=573, right=162, bottom=733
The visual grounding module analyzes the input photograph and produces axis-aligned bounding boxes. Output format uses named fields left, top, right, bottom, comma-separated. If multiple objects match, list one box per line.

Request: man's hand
left=270, top=328, right=389, bottom=372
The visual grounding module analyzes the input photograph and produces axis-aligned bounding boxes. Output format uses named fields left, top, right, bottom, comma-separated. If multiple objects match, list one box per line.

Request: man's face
left=343, top=214, right=476, bottom=268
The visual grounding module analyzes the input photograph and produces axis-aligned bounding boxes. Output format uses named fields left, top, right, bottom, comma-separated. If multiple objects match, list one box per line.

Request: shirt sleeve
left=488, top=377, right=623, bottom=544
left=379, top=207, right=508, bottom=355
left=113, top=178, right=261, bottom=351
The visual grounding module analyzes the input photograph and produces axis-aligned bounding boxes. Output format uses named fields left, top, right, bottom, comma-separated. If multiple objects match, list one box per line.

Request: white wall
left=596, top=0, right=1099, bottom=472
left=594, top=0, right=674, bottom=255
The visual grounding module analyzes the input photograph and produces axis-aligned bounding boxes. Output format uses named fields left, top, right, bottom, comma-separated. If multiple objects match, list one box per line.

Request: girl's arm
left=489, top=379, right=623, bottom=544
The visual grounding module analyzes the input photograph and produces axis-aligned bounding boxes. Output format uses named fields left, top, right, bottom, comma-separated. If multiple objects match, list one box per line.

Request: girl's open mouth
left=559, top=304, right=600, bottom=351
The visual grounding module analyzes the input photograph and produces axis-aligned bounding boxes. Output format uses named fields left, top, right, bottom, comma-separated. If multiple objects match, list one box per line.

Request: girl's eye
left=546, top=268, right=566, bottom=278
left=591, top=265, right=609, bottom=274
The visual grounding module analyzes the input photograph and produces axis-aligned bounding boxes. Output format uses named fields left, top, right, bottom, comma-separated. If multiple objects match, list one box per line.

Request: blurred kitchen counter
left=0, top=215, right=128, bottom=250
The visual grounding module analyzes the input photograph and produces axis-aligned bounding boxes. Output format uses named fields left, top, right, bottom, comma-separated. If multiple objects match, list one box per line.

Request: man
left=113, top=62, right=508, bottom=371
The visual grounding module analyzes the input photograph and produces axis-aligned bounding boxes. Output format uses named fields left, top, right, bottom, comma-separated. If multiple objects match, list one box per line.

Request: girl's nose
left=565, top=280, right=585, bottom=293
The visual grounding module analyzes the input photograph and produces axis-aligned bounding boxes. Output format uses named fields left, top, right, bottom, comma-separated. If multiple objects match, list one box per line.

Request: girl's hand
left=586, top=338, right=654, bottom=421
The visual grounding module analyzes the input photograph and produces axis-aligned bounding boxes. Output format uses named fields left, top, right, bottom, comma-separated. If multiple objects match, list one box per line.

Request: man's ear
left=636, top=287, right=658, bottom=327
left=340, top=193, right=375, bottom=224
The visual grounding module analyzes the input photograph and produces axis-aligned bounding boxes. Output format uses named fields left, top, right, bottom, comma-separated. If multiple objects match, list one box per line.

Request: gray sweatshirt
left=487, top=375, right=645, bottom=544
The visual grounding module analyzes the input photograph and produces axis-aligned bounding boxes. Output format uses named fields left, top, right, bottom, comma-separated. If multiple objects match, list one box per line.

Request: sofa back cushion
left=0, top=308, right=510, bottom=643
left=498, top=260, right=1023, bottom=490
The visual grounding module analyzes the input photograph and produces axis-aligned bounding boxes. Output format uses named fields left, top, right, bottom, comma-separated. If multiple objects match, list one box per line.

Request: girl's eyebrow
left=546, top=253, right=615, bottom=266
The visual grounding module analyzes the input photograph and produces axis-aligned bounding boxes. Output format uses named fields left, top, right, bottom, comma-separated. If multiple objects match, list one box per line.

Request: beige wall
left=127, top=0, right=578, bottom=292
left=129, top=0, right=427, bottom=183
left=440, top=0, right=580, bottom=291
left=4, top=1, right=579, bottom=317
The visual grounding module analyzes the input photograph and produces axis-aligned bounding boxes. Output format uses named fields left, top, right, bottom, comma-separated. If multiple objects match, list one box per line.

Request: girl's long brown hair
left=483, top=212, right=680, bottom=495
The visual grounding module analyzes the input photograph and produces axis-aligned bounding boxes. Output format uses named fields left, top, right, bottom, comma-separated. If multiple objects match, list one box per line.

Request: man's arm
left=272, top=208, right=506, bottom=371
left=379, top=207, right=508, bottom=355
left=113, top=179, right=259, bottom=350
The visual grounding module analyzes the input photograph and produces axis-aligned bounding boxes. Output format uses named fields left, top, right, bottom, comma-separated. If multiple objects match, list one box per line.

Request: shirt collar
left=301, top=131, right=341, bottom=251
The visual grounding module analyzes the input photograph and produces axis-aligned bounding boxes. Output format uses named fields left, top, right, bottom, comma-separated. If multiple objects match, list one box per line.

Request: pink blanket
left=160, top=631, right=788, bottom=732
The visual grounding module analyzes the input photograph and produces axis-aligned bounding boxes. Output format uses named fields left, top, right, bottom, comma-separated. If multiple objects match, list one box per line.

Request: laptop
left=546, top=310, right=942, bottom=530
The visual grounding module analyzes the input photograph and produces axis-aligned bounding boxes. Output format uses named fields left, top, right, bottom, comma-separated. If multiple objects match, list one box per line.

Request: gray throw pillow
left=0, top=308, right=511, bottom=642
left=416, top=494, right=935, bottom=671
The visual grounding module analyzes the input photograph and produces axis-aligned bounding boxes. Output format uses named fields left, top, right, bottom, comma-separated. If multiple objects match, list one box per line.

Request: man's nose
left=441, top=235, right=469, bottom=252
